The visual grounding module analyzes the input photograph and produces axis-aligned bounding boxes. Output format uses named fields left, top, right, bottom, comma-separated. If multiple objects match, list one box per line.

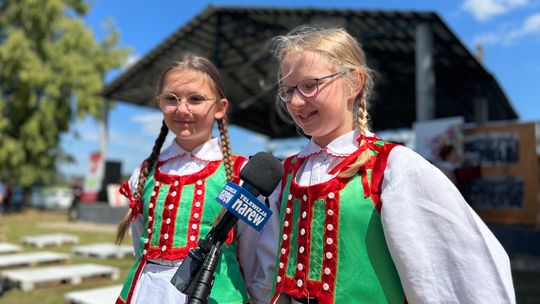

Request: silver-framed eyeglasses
left=157, top=92, right=216, bottom=113
left=278, top=68, right=353, bottom=103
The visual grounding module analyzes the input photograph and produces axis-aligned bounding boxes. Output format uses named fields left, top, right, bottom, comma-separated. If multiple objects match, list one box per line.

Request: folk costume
left=268, top=130, right=515, bottom=304
left=117, top=138, right=276, bottom=304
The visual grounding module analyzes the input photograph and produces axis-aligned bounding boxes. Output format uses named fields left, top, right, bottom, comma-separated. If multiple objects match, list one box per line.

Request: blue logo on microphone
left=215, top=182, right=272, bottom=231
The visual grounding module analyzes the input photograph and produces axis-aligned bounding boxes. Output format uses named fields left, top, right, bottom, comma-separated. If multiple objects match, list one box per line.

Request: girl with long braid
left=266, top=27, right=515, bottom=303
left=115, top=54, right=275, bottom=304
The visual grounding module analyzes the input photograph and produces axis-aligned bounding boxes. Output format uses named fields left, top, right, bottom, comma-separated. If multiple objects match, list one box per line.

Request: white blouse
left=127, top=138, right=278, bottom=304
left=267, top=130, right=515, bottom=304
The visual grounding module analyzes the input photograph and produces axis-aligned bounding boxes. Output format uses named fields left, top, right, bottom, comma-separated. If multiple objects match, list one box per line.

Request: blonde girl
left=267, top=27, right=515, bottom=304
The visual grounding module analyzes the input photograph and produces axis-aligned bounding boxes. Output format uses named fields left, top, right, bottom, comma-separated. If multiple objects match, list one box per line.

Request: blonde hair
left=273, top=26, right=375, bottom=177
left=116, top=54, right=234, bottom=244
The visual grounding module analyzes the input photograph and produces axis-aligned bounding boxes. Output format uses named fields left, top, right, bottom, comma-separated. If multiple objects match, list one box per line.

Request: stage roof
left=102, top=6, right=518, bottom=138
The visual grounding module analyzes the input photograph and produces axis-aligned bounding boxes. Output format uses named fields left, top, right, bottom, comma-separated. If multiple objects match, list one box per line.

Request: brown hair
left=115, top=54, right=234, bottom=244
left=273, top=26, right=375, bottom=177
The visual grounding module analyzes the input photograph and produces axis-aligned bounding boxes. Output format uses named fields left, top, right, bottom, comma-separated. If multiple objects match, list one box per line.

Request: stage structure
left=101, top=6, right=518, bottom=138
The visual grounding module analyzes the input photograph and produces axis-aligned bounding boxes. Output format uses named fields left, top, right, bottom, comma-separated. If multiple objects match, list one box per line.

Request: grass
left=1, top=209, right=540, bottom=303
left=0, top=209, right=134, bottom=304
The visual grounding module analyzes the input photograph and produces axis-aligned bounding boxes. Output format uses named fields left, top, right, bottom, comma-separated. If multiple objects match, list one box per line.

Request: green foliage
left=0, top=0, right=130, bottom=187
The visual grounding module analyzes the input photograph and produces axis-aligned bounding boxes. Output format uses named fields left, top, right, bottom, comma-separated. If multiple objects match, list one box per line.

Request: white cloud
left=123, top=54, right=141, bottom=70
left=506, top=12, right=540, bottom=40
left=131, top=113, right=164, bottom=136
left=462, top=0, right=529, bottom=21
left=475, top=12, right=540, bottom=45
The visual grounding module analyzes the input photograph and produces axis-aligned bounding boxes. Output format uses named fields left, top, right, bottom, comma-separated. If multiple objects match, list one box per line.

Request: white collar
left=158, top=138, right=223, bottom=162
left=298, top=130, right=361, bottom=159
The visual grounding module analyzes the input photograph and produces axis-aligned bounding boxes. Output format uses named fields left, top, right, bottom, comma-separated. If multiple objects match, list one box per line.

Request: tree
left=0, top=0, right=130, bottom=205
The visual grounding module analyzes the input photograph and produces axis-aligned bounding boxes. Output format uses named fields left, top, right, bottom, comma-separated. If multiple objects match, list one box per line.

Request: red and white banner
left=81, top=151, right=104, bottom=202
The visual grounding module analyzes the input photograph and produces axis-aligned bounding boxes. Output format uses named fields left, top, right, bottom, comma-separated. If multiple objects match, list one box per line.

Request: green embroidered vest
left=118, top=157, right=249, bottom=304
left=270, top=140, right=405, bottom=304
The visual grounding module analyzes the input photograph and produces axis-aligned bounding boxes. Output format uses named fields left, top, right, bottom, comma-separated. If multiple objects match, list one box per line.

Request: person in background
left=69, top=178, right=83, bottom=221
left=115, top=54, right=276, bottom=304
left=265, top=26, right=515, bottom=303
left=0, top=181, right=6, bottom=213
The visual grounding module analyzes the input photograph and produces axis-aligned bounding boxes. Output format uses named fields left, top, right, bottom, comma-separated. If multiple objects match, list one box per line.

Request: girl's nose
left=175, top=101, right=191, bottom=114
left=288, top=90, right=306, bottom=108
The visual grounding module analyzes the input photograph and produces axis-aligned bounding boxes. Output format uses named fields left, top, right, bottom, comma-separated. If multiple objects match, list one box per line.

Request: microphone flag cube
left=215, top=182, right=273, bottom=232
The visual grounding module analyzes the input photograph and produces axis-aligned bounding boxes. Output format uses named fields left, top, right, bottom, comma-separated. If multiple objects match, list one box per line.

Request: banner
left=81, top=152, right=104, bottom=202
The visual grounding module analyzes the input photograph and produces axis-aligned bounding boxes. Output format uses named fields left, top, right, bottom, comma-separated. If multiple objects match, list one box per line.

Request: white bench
left=0, top=251, right=70, bottom=268
left=0, top=242, right=21, bottom=254
left=72, top=243, right=133, bottom=259
left=64, top=284, right=122, bottom=304
left=21, top=233, right=79, bottom=248
left=1, top=263, right=120, bottom=291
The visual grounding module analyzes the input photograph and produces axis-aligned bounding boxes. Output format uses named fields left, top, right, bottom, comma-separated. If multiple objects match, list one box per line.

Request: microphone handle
left=187, top=242, right=222, bottom=304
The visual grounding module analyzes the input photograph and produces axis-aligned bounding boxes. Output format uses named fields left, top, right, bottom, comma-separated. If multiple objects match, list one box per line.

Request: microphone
left=171, top=151, right=283, bottom=303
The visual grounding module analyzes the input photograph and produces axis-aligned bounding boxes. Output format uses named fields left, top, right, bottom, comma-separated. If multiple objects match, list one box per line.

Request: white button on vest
left=195, top=201, right=201, bottom=207
left=297, top=279, right=303, bottom=287
left=190, top=235, right=196, bottom=241
left=193, top=213, right=199, bottom=219
left=301, top=211, right=307, bottom=218
left=161, top=245, right=166, bottom=251
left=143, top=249, right=147, bottom=255
left=279, top=262, right=284, bottom=269
left=300, top=228, right=306, bottom=235
left=302, top=194, right=307, bottom=201
left=166, top=218, right=171, bottom=224
left=197, top=180, right=202, bottom=185
left=191, top=224, right=197, bottom=230
left=171, top=191, right=177, bottom=197
left=327, top=224, right=334, bottom=231
left=281, top=248, right=286, bottom=254
left=326, top=238, right=333, bottom=245
left=299, top=246, right=305, bottom=253
left=164, top=233, right=169, bottom=240
left=326, top=252, right=333, bottom=259
left=147, top=228, right=151, bottom=233
left=155, top=181, right=160, bottom=187
left=288, top=194, right=292, bottom=200
left=149, top=203, right=154, bottom=208
left=151, top=191, right=156, bottom=196
left=328, top=192, right=335, bottom=199
left=196, top=190, right=202, bottom=195
left=286, top=208, right=291, bottom=214
left=297, top=263, right=303, bottom=271
left=148, top=216, right=152, bottom=222
left=174, top=181, right=179, bottom=186
left=324, top=268, right=331, bottom=275
left=323, top=283, right=329, bottom=290
left=277, top=276, right=281, bottom=282
left=282, top=234, right=288, bottom=240
left=327, top=210, right=334, bottom=216
left=168, top=204, right=174, bottom=210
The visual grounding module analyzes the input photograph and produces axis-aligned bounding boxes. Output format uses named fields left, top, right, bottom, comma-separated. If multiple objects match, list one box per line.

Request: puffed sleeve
left=380, top=146, right=515, bottom=303
left=236, top=181, right=282, bottom=304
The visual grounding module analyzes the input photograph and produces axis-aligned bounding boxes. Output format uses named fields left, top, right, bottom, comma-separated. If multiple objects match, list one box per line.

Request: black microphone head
left=240, top=152, right=283, bottom=197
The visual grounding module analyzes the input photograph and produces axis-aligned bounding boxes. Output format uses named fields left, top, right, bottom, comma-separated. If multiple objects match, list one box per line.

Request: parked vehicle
left=31, top=187, right=73, bottom=209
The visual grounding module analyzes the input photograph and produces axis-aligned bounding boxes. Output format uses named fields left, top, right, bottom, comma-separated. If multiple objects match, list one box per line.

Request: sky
left=59, top=0, right=540, bottom=178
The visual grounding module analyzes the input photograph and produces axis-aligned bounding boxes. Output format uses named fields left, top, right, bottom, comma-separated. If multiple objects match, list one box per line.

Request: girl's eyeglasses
left=157, top=92, right=216, bottom=113
left=277, top=68, right=353, bottom=103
